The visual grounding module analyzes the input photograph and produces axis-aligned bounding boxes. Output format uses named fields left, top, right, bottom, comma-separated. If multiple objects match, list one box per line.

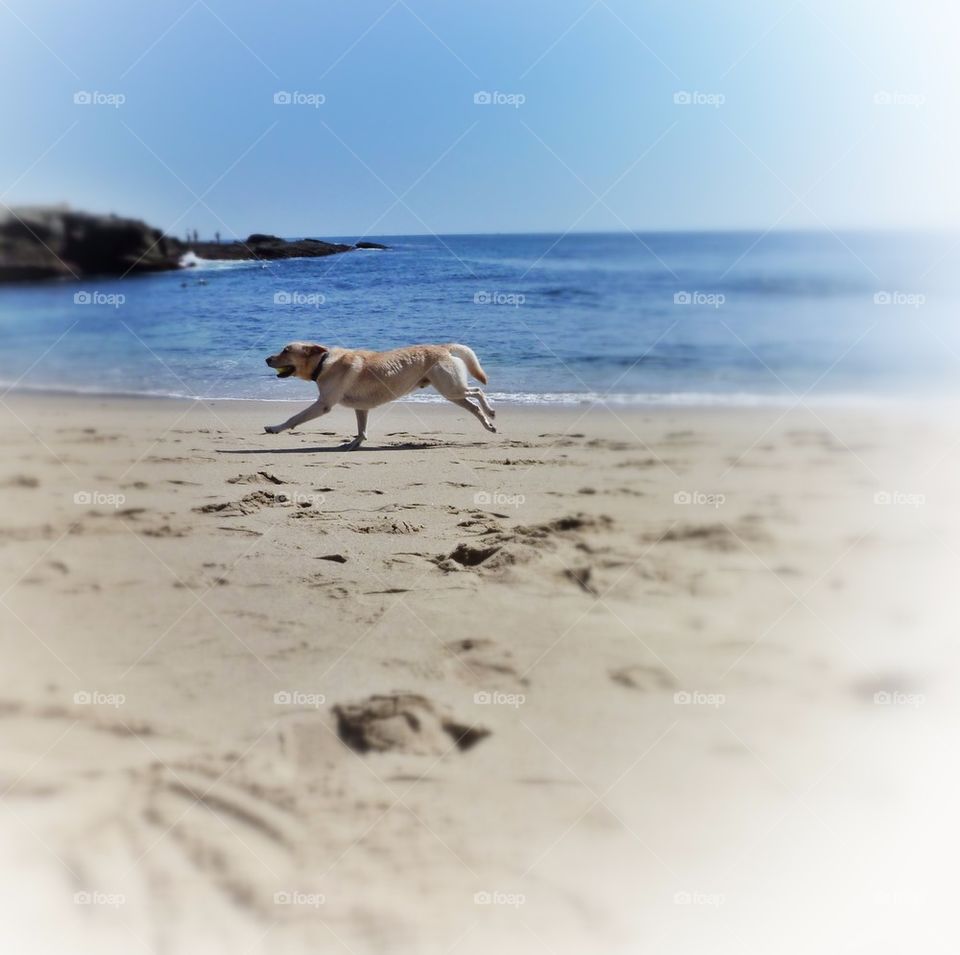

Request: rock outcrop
left=0, top=206, right=181, bottom=282
left=183, top=233, right=353, bottom=261
left=0, top=206, right=388, bottom=283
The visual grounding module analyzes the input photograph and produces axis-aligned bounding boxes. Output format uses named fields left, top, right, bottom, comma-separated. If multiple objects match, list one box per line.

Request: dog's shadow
left=216, top=441, right=450, bottom=455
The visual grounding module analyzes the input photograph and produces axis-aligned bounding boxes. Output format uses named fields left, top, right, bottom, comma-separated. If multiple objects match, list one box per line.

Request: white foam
left=178, top=252, right=260, bottom=271
left=0, top=379, right=925, bottom=410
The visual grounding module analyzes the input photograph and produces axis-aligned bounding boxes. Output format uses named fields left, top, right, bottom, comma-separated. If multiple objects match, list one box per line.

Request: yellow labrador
left=264, top=342, right=496, bottom=449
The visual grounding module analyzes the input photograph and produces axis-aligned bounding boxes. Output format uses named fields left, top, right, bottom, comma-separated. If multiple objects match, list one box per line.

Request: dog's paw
left=264, top=425, right=282, bottom=435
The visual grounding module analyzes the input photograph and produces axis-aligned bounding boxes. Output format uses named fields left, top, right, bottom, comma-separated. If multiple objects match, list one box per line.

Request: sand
left=0, top=392, right=956, bottom=954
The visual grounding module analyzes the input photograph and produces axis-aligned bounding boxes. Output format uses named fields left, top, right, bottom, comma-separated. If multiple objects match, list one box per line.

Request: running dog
left=264, top=342, right=496, bottom=449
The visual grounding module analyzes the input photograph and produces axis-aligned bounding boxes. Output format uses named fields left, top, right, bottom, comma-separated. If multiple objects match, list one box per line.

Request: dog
left=264, top=342, right=496, bottom=449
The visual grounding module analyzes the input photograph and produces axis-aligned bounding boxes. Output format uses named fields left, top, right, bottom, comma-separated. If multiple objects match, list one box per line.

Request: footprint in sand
left=1, top=474, right=40, bottom=488
left=434, top=513, right=615, bottom=588
left=656, top=521, right=770, bottom=552
left=195, top=490, right=297, bottom=516
left=609, top=664, right=678, bottom=692
left=444, top=637, right=529, bottom=688
left=226, top=471, right=288, bottom=486
left=351, top=519, right=423, bottom=535
left=332, top=693, right=491, bottom=756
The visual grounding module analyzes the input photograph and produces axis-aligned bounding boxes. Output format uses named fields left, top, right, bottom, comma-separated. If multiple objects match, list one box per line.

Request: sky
left=0, top=0, right=956, bottom=238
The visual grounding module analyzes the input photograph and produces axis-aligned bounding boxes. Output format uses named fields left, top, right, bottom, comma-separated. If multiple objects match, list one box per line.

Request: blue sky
left=0, top=0, right=955, bottom=237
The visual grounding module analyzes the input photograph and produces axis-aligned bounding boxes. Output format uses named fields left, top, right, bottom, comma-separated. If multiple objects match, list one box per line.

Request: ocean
left=1, top=231, right=957, bottom=405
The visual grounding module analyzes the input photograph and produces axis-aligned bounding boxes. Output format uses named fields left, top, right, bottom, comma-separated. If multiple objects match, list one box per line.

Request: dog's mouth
left=274, top=365, right=295, bottom=379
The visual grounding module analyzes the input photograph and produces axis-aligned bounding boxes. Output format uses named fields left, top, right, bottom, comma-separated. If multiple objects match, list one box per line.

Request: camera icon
left=274, top=691, right=292, bottom=705
left=273, top=891, right=291, bottom=905
left=473, top=291, right=491, bottom=305
left=74, top=891, right=92, bottom=904
left=673, top=491, right=691, bottom=504
left=474, top=691, right=492, bottom=705
left=273, top=91, right=292, bottom=105
left=474, top=891, right=492, bottom=904
left=873, top=491, right=891, bottom=505
left=873, top=91, right=892, bottom=106
left=73, top=491, right=92, bottom=505
left=673, top=691, right=692, bottom=704
left=273, top=291, right=292, bottom=305
left=874, top=691, right=892, bottom=705
left=73, top=91, right=92, bottom=105
left=473, top=91, right=492, bottom=105
left=473, top=491, right=492, bottom=505
left=74, top=691, right=92, bottom=704
left=673, top=291, right=691, bottom=305
left=74, top=291, right=91, bottom=305
left=673, top=91, right=691, bottom=105
left=873, top=291, right=891, bottom=305
left=673, top=891, right=692, bottom=904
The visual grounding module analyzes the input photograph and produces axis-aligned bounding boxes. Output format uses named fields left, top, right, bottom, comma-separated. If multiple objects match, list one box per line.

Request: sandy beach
left=1, top=392, right=957, bottom=954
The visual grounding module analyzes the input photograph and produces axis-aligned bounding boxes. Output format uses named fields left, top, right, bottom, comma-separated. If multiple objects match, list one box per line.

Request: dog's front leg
left=264, top=399, right=330, bottom=434
left=339, top=409, right=368, bottom=450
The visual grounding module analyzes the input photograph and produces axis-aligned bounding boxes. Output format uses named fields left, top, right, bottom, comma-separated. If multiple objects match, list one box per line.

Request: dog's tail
left=446, top=343, right=488, bottom=384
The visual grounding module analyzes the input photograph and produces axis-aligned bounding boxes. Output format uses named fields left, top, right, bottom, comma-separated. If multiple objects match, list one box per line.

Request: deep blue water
left=1, top=231, right=958, bottom=404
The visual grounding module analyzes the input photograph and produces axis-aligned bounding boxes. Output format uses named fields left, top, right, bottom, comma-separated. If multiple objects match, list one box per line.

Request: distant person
left=215, top=231, right=220, bottom=244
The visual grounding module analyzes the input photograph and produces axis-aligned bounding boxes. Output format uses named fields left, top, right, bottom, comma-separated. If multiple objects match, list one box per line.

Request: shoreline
left=0, top=382, right=938, bottom=411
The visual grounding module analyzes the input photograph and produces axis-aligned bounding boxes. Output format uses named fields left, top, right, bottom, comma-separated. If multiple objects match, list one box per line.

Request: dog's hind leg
left=466, top=388, right=495, bottom=418
left=450, top=397, right=497, bottom=433
left=427, top=358, right=497, bottom=433
left=340, top=409, right=368, bottom=450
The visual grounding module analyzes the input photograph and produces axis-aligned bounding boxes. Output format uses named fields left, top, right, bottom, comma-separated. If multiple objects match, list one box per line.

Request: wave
left=0, top=379, right=907, bottom=409
left=178, top=252, right=264, bottom=271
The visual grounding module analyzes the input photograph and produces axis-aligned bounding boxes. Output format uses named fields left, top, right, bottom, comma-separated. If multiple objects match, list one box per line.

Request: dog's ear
left=303, top=344, right=328, bottom=357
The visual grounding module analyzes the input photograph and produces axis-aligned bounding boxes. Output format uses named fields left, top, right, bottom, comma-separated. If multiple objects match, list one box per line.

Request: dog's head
left=265, top=342, right=328, bottom=380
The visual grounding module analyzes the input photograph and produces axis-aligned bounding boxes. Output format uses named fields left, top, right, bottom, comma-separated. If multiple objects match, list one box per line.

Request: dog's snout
left=265, top=357, right=272, bottom=366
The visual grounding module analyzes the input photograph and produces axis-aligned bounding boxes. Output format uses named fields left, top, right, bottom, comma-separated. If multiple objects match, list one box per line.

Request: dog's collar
left=310, top=352, right=328, bottom=381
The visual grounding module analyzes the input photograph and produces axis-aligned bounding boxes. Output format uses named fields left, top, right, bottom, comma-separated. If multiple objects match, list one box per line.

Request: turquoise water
left=1, top=231, right=957, bottom=404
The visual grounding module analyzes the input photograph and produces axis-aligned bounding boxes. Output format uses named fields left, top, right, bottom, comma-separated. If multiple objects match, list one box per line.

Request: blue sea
left=1, top=231, right=957, bottom=405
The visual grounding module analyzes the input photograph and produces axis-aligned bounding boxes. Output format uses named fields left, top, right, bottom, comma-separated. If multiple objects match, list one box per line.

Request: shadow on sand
left=215, top=441, right=448, bottom=454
